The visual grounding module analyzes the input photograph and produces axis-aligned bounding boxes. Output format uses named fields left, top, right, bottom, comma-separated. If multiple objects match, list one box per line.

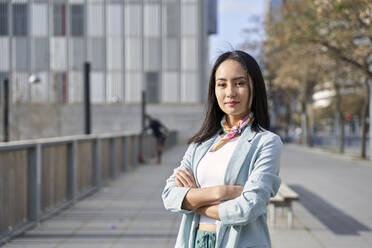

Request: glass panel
left=87, top=2, right=103, bottom=36
left=181, top=3, right=197, bottom=36
left=107, top=4, right=122, bottom=36
left=68, top=71, right=82, bottom=103
left=144, top=38, right=160, bottom=71
left=51, top=72, right=68, bottom=103
left=12, top=3, right=27, bottom=36
left=162, top=72, right=179, bottom=103
left=125, top=4, right=141, bottom=36
left=182, top=37, right=198, bottom=70
left=91, top=72, right=105, bottom=103
left=181, top=72, right=198, bottom=103
left=107, top=72, right=123, bottom=103
left=70, top=4, right=84, bottom=37
left=34, top=38, right=49, bottom=70
left=69, top=38, right=84, bottom=70
left=0, top=38, right=9, bottom=71
left=12, top=72, right=29, bottom=103
left=164, top=2, right=179, bottom=37
left=125, top=72, right=141, bottom=103
left=145, top=72, right=159, bottom=103
left=107, top=37, right=122, bottom=71
left=88, top=38, right=105, bottom=70
left=31, top=3, right=48, bottom=36
left=30, top=71, right=48, bottom=102
left=144, top=4, right=160, bottom=37
left=0, top=3, right=8, bottom=35
left=13, top=38, right=28, bottom=70
left=125, top=37, right=141, bottom=70
left=164, top=38, right=179, bottom=70
left=53, top=3, right=66, bottom=36
left=51, top=37, right=67, bottom=71
left=0, top=72, right=8, bottom=104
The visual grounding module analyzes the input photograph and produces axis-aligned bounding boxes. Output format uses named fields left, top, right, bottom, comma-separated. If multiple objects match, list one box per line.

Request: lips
left=225, top=101, right=239, bottom=107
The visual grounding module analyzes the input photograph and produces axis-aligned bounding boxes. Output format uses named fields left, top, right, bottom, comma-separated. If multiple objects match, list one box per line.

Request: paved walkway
left=271, top=144, right=372, bottom=248
left=2, top=144, right=372, bottom=248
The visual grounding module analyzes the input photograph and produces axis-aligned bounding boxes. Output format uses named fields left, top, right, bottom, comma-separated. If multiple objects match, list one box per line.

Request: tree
left=264, top=0, right=372, bottom=157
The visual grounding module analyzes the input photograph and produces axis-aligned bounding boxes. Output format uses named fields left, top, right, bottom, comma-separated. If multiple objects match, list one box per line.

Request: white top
left=196, top=135, right=240, bottom=225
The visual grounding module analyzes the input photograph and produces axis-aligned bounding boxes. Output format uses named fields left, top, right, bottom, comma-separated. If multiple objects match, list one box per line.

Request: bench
left=269, top=183, right=299, bottom=228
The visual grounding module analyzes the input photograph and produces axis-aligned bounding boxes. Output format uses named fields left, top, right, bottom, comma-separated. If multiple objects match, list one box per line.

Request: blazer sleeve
left=218, top=133, right=282, bottom=226
left=162, top=143, right=196, bottom=214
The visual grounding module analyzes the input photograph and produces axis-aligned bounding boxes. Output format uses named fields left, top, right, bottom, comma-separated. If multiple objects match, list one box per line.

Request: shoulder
left=250, top=127, right=283, bottom=148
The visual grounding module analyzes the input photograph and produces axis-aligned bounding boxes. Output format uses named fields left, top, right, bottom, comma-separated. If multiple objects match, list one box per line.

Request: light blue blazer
left=162, top=126, right=282, bottom=248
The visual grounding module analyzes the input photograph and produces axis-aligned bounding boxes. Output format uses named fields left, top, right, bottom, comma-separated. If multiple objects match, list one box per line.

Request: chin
left=223, top=110, right=242, bottom=116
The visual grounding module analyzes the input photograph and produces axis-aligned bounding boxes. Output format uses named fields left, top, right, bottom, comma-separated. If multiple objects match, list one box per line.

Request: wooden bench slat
left=277, top=183, right=299, bottom=200
left=270, top=193, right=284, bottom=202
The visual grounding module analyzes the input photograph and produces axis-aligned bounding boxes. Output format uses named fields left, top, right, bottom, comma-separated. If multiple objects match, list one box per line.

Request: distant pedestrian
left=145, top=115, right=169, bottom=164
left=162, top=50, right=282, bottom=247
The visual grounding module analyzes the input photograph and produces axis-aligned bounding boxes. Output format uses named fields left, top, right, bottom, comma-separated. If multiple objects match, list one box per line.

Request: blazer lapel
left=224, top=126, right=257, bottom=185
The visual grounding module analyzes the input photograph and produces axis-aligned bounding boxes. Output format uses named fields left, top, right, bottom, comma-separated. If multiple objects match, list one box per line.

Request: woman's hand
left=175, top=168, right=198, bottom=188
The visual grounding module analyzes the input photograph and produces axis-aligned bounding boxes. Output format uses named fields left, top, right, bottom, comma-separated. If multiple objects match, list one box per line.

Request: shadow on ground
left=290, top=184, right=370, bottom=235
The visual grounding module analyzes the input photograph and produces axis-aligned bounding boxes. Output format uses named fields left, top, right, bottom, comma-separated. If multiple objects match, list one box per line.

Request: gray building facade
left=0, top=0, right=217, bottom=105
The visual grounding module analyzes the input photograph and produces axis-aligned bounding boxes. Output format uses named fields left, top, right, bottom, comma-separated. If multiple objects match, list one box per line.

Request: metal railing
left=0, top=131, right=177, bottom=245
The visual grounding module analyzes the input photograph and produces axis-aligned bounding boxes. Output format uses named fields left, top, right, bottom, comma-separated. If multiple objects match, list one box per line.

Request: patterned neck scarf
left=210, top=112, right=254, bottom=152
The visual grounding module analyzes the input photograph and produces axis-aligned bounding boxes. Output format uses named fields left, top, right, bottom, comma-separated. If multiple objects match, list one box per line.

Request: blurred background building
left=0, top=0, right=216, bottom=104
left=0, top=0, right=217, bottom=141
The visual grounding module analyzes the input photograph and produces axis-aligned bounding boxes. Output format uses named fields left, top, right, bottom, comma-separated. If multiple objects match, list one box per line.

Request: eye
left=216, top=82, right=226, bottom=87
left=236, top=81, right=246, bottom=86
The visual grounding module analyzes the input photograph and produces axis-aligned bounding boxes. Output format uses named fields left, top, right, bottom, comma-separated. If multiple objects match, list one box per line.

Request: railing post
left=132, top=135, right=138, bottom=167
left=122, top=136, right=128, bottom=172
left=93, top=138, right=101, bottom=188
left=67, top=140, right=77, bottom=202
left=109, top=138, right=116, bottom=179
left=28, top=143, right=42, bottom=222
left=84, top=62, right=91, bottom=135
left=3, top=78, right=9, bottom=142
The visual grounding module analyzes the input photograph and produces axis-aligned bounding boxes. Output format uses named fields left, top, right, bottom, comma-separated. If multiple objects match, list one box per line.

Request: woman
left=162, top=50, right=282, bottom=248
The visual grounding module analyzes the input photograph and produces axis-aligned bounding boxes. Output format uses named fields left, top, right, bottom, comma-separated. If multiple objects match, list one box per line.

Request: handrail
left=0, top=131, right=177, bottom=245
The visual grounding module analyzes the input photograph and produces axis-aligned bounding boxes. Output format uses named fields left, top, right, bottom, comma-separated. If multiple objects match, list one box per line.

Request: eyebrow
left=216, top=76, right=247, bottom=81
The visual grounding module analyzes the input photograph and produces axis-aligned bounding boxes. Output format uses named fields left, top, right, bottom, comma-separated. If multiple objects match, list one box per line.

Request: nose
left=226, top=83, right=237, bottom=98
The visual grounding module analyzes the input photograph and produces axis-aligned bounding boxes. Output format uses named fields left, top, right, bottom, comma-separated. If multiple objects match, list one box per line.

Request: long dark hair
left=188, top=50, right=270, bottom=144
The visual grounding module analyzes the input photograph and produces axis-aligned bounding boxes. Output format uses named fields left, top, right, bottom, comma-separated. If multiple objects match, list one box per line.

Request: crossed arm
left=175, top=168, right=243, bottom=220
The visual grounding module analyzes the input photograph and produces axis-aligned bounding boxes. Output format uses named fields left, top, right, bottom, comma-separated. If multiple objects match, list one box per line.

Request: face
left=215, top=59, right=252, bottom=123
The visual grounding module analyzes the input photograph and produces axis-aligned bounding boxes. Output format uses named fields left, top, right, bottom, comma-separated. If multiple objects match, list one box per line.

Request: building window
left=34, top=38, right=49, bottom=70
left=0, top=72, right=8, bottom=104
left=0, top=3, right=8, bottom=35
left=70, top=4, right=84, bottom=37
left=165, top=2, right=179, bottom=37
left=53, top=72, right=67, bottom=104
left=88, top=38, right=105, bottom=70
left=12, top=3, right=27, bottom=36
left=146, top=72, right=159, bottom=103
left=53, top=3, right=66, bottom=36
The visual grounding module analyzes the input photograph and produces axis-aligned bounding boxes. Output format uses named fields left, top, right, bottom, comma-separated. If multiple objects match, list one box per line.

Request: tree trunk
left=301, top=99, right=307, bottom=145
left=306, top=107, right=313, bottom=147
left=334, top=82, right=344, bottom=153
left=361, top=80, right=370, bottom=159
left=285, top=98, right=291, bottom=140
left=300, top=99, right=312, bottom=147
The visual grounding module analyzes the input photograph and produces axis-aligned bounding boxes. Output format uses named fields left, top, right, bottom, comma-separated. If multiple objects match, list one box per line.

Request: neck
left=226, top=116, right=241, bottom=127
left=226, top=112, right=250, bottom=127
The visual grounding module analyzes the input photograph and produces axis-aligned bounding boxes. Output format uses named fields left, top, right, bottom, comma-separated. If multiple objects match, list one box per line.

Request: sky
left=209, top=0, right=267, bottom=64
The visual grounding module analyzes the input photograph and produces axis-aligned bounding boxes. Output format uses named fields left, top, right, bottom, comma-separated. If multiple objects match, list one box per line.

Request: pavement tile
left=2, top=144, right=372, bottom=248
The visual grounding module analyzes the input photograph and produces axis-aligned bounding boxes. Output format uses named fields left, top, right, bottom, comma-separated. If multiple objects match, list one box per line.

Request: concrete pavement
left=2, top=143, right=372, bottom=248
left=270, top=144, right=372, bottom=248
